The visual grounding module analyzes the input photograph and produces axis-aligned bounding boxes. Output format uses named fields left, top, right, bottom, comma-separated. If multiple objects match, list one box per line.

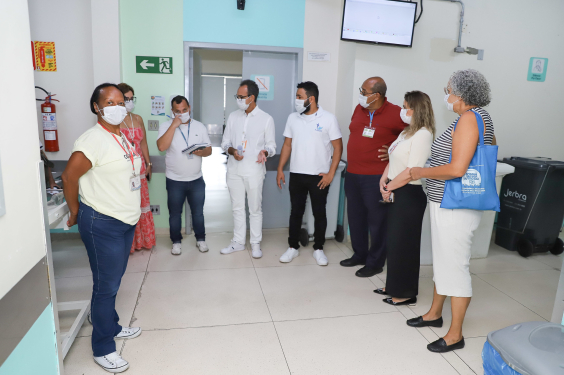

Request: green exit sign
left=135, top=56, right=173, bottom=74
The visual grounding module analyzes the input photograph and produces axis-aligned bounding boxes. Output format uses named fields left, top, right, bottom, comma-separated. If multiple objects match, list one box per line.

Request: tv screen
left=341, top=0, right=417, bottom=47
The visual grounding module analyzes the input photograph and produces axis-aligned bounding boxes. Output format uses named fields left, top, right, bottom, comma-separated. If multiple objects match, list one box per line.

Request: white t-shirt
left=221, top=106, right=276, bottom=177
left=387, top=128, right=433, bottom=185
left=72, top=123, right=142, bottom=225
left=283, top=107, right=342, bottom=175
left=157, top=119, right=211, bottom=182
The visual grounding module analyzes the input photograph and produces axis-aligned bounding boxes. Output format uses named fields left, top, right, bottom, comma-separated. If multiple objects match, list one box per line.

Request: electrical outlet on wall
left=148, top=120, right=159, bottom=131
left=150, top=205, right=160, bottom=215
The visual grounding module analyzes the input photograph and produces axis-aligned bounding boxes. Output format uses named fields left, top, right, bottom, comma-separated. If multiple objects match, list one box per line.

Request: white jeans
left=430, top=202, right=483, bottom=298
left=227, top=173, right=265, bottom=245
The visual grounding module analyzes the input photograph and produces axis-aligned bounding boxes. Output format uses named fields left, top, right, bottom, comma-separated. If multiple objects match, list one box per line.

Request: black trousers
left=288, top=173, right=330, bottom=250
left=345, top=172, right=388, bottom=269
left=385, top=184, right=427, bottom=298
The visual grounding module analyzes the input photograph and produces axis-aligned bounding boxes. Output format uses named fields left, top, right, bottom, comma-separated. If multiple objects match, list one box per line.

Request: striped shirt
left=427, top=107, right=495, bottom=203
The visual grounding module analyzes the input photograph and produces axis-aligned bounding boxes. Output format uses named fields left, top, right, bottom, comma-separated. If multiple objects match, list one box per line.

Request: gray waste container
left=483, top=321, right=564, bottom=375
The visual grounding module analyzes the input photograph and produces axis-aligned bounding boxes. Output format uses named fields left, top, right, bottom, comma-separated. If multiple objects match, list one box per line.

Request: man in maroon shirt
left=340, top=77, right=406, bottom=277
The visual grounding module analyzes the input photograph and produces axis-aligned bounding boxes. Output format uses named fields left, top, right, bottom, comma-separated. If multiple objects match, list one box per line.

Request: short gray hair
left=448, top=69, right=491, bottom=107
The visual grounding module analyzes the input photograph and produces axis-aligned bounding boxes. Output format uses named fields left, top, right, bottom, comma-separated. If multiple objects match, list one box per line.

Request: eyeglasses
left=234, top=95, right=250, bottom=100
left=359, top=87, right=376, bottom=96
left=443, top=87, right=450, bottom=95
left=125, top=96, right=137, bottom=103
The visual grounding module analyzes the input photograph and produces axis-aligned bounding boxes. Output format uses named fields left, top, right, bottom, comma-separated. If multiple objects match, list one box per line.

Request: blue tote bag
left=440, top=110, right=500, bottom=211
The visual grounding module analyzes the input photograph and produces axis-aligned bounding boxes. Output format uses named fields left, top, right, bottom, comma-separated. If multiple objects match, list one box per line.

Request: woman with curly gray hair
left=406, top=69, right=496, bottom=353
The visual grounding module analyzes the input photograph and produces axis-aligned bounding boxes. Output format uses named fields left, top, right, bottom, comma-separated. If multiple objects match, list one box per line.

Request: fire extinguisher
left=36, top=87, right=60, bottom=152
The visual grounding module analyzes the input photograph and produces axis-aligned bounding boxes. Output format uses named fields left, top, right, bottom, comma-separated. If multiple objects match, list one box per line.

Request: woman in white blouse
left=374, top=91, right=435, bottom=306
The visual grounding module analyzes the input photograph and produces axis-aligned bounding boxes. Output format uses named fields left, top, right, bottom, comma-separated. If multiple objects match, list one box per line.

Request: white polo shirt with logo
left=157, top=119, right=211, bottom=182
left=283, top=107, right=342, bottom=175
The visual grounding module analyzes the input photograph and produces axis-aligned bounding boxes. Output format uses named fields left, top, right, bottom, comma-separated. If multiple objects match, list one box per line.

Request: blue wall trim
left=0, top=304, right=59, bottom=375
left=183, top=0, right=305, bottom=48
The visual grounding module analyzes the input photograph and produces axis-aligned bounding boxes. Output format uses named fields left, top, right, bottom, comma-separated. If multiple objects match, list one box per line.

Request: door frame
left=183, top=41, right=303, bottom=109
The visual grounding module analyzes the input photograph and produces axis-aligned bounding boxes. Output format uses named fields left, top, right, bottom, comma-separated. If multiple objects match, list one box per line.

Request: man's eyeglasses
left=125, top=97, right=137, bottom=103
left=234, top=95, right=250, bottom=100
left=359, top=88, right=376, bottom=96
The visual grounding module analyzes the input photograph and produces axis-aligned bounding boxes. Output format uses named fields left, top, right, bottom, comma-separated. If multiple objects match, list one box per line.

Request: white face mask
left=175, top=111, right=191, bottom=123
left=125, top=101, right=135, bottom=113
left=400, top=108, right=412, bottom=124
left=237, top=97, right=251, bottom=111
left=98, top=104, right=127, bottom=125
left=358, top=92, right=377, bottom=108
left=295, top=98, right=311, bottom=114
left=444, top=94, right=460, bottom=112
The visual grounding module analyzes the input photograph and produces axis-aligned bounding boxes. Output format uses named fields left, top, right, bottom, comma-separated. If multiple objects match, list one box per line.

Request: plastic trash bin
left=482, top=321, right=564, bottom=375
left=420, top=162, right=515, bottom=264
left=301, top=161, right=347, bottom=246
left=495, top=157, right=564, bottom=257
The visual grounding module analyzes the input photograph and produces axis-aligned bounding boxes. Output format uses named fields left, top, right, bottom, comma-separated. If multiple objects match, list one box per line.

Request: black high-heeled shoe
left=382, top=297, right=417, bottom=306
left=373, top=288, right=388, bottom=295
left=427, top=337, right=465, bottom=353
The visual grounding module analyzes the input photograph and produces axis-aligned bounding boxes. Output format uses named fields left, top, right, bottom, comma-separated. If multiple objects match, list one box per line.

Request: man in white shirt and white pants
left=220, top=79, right=276, bottom=259
left=276, top=81, right=343, bottom=265
left=157, top=95, right=212, bottom=255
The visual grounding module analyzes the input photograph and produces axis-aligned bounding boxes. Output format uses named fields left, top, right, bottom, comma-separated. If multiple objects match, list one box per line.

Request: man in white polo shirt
left=220, top=79, right=276, bottom=259
left=157, top=95, right=211, bottom=255
left=276, top=81, right=343, bottom=266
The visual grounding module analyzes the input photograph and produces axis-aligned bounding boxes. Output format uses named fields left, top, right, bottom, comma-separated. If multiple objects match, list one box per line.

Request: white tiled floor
left=53, top=230, right=563, bottom=375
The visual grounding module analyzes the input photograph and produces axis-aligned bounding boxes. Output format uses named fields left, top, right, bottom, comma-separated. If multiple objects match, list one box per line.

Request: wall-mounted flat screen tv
left=341, top=0, right=417, bottom=47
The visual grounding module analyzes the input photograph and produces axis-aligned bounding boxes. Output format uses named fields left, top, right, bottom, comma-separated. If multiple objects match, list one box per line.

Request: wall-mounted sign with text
left=527, top=57, right=548, bottom=82
left=251, top=75, right=274, bottom=101
left=308, top=52, right=331, bottom=62
left=33, top=41, right=57, bottom=72
left=136, top=56, right=173, bottom=74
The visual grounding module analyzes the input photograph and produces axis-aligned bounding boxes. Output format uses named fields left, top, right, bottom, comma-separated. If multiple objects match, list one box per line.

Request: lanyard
left=177, top=120, right=191, bottom=147
left=100, top=123, right=138, bottom=175
left=123, top=113, right=134, bottom=140
left=369, top=111, right=375, bottom=129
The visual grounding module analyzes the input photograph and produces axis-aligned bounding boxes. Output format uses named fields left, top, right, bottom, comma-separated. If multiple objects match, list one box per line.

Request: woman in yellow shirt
left=62, top=83, right=143, bottom=373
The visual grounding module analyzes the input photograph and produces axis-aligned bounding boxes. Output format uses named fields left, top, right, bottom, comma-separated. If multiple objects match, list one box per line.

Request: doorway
left=185, top=42, right=303, bottom=234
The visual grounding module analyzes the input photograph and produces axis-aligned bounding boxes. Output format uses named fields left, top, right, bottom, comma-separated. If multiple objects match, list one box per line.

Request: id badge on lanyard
left=179, top=122, right=193, bottom=159
left=101, top=124, right=140, bottom=192
left=362, top=111, right=376, bottom=138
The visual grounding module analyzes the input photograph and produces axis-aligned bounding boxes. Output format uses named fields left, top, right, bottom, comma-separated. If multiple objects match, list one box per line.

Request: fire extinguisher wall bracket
left=41, top=93, right=60, bottom=152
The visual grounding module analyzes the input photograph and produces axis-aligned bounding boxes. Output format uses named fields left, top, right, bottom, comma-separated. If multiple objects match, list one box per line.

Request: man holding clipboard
left=157, top=95, right=211, bottom=255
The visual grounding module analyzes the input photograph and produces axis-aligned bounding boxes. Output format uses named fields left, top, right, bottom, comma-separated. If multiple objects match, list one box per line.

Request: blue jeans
left=166, top=177, right=206, bottom=243
left=77, top=202, right=136, bottom=357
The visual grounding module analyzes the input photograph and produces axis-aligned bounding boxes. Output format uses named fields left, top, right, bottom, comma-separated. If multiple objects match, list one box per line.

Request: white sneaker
left=197, top=241, right=209, bottom=253
left=93, top=352, right=129, bottom=373
left=251, top=243, right=263, bottom=259
left=220, top=241, right=245, bottom=255
left=115, top=326, right=142, bottom=339
left=171, top=243, right=182, bottom=255
left=280, top=248, right=299, bottom=263
left=313, top=249, right=328, bottom=266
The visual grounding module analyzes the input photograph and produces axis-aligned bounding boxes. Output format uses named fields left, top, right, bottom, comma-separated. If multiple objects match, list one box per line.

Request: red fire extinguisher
left=41, top=93, right=60, bottom=152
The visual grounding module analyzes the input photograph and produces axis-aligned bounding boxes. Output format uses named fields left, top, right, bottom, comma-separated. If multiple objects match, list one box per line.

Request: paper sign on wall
left=34, top=41, right=57, bottom=72
left=251, top=75, right=274, bottom=101
left=308, top=52, right=331, bottom=62
left=527, top=57, right=548, bottom=82
left=151, top=96, right=166, bottom=116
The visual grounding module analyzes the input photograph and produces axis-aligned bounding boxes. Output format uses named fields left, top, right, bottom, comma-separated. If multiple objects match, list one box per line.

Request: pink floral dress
left=123, top=125, right=156, bottom=252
